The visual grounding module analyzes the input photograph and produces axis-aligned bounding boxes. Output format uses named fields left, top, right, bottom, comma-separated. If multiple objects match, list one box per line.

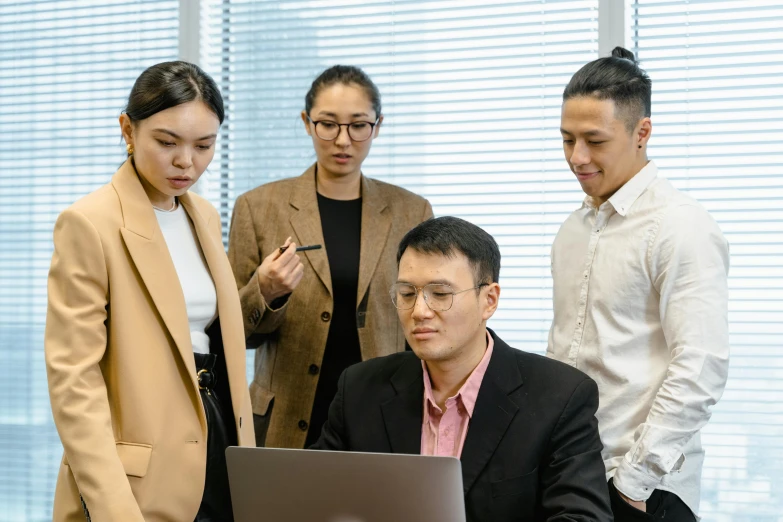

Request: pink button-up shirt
left=420, top=331, right=494, bottom=458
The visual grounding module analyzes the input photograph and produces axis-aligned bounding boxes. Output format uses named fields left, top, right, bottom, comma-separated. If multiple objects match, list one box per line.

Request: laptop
left=226, top=446, right=466, bottom=522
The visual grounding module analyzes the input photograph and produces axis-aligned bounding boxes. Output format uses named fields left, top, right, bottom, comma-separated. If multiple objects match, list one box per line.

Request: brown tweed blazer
left=228, top=164, right=433, bottom=448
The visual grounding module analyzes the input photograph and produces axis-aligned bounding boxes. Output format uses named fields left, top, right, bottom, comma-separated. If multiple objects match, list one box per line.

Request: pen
left=279, top=244, right=322, bottom=254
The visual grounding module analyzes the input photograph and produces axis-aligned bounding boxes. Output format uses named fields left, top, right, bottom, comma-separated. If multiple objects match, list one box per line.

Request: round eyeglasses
left=307, top=116, right=379, bottom=142
left=389, top=283, right=488, bottom=312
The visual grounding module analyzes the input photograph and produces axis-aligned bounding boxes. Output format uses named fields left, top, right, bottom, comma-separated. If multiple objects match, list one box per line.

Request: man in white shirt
left=548, top=46, right=730, bottom=521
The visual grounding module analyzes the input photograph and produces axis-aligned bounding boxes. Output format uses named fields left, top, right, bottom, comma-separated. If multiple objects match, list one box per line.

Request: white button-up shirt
left=547, top=161, right=729, bottom=515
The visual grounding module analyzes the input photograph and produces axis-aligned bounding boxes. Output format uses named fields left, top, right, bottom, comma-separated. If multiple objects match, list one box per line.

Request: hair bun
left=611, top=46, right=637, bottom=62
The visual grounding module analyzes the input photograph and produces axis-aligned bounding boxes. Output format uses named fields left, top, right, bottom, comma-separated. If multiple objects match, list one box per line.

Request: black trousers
left=608, top=478, right=696, bottom=522
left=194, top=352, right=237, bottom=522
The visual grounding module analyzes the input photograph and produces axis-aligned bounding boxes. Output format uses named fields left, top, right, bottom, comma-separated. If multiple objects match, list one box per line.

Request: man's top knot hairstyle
left=563, top=46, right=651, bottom=132
left=611, top=46, right=637, bottom=62
left=397, top=216, right=501, bottom=286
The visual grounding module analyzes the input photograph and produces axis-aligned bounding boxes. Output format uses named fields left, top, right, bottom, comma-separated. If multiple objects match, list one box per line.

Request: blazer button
left=321, top=311, right=331, bottom=322
left=249, top=308, right=261, bottom=324
left=308, top=364, right=320, bottom=375
left=298, top=420, right=308, bottom=431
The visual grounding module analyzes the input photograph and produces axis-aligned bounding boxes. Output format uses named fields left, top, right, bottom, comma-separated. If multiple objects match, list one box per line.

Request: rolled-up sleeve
left=614, top=203, right=730, bottom=500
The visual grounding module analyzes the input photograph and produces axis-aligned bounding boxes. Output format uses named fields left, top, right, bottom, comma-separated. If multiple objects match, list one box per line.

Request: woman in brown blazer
left=228, top=65, right=433, bottom=449
left=45, top=62, right=253, bottom=522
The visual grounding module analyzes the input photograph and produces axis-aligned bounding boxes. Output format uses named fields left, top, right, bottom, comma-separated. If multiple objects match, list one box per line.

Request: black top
left=305, top=193, right=363, bottom=446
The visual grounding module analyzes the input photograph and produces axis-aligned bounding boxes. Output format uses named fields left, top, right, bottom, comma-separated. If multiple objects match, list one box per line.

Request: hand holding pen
left=255, top=237, right=306, bottom=304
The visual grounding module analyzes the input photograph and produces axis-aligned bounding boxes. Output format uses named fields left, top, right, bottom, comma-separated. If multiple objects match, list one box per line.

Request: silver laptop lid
left=227, top=446, right=466, bottom=522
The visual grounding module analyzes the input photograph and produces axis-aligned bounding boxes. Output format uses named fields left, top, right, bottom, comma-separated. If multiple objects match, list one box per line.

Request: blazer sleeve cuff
left=268, top=293, right=290, bottom=311
left=238, top=271, right=288, bottom=336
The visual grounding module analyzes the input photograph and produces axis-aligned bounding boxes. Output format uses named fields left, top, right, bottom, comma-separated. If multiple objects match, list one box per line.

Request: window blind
left=0, top=1, right=178, bottom=519
left=4, top=0, right=775, bottom=518
left=201, top=0, right=599, bottom=355
left=631, top=0, right=783, bottom=518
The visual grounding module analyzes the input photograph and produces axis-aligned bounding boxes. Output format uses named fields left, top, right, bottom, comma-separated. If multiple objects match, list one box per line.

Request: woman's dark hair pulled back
left=125, top=61, right=224, bottom=124
left=305, top=65, right=382, bottom=118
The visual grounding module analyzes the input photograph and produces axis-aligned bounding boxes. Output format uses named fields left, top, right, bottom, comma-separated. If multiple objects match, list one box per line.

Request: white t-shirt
left=154, top=202, right=217, bottom=354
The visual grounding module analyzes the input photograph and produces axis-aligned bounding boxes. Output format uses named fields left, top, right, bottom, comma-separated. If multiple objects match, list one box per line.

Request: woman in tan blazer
left=228, top=65, right=433, bottom=449
left=45, top=62, right=253, bottom=522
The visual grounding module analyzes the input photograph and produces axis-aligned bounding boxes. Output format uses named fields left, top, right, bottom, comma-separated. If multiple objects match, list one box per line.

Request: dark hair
left=397, top=216, right=501, bottom=285
left=125, top=61, right=224, bottom=125
left=305, top=65, right=382, bottom=118
left=563, top=47, right=651, bottom=132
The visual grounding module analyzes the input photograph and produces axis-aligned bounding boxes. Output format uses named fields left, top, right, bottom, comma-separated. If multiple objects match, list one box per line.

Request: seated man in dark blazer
left=312, top=216, right=613, bottom=522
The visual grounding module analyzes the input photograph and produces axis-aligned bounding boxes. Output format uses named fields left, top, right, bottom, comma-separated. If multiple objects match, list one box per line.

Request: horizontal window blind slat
left=206, top=18, right=596, bottom=41
left=633, top=3, right=782, bottom=19
left=208, top=1, right=593, bottom=23
left=0, top=17, right=177, bottom=36
left=631, top=46, right=783, bottom=58
left=632, top=0, right=778, bottom=8
left=0, top=1, right=171, bottom=19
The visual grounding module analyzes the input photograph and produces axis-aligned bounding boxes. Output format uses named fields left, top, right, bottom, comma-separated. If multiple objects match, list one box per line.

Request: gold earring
left=127, top=143, right=134, bottom=155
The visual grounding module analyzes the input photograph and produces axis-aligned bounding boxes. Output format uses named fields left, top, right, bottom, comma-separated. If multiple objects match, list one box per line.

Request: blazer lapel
left=178, top=193, right=246, bottom=425
left=357, top=176, right=391, bottom=306
left=113, top=161, right=196, bottom=379
left=460, top=331, right=524, bottom=494
left=380, top=357, right=424, bottom=455
left=288, top=165, right=332, bottom=295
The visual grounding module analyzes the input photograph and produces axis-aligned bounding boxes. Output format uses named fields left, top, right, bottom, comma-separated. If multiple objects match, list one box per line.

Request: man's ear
left=482, top=283, right=500, bottom=322
left=636, top=117, right=652, bottom=149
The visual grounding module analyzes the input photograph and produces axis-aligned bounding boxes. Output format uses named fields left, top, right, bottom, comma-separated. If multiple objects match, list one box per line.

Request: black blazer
left=312, top=329, right=613, bottom=522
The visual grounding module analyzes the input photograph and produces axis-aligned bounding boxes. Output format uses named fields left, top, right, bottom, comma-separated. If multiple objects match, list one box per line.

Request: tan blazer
left=45, top=160, right=254, bottom=522
left=228, top=164, right=432, bottom=448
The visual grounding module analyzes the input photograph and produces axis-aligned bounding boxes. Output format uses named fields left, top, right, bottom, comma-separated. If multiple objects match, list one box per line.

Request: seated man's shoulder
left=504, top=345, right=597, bottom=401
left=517, top=349, right=589, bottom=381
left=344, top=351, right=419, bottom=385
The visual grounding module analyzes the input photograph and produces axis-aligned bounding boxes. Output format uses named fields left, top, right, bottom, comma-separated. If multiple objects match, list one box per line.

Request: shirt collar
left=581, top=160, right=659, bottom=216
left=422, top=330, right=495, bottom=421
